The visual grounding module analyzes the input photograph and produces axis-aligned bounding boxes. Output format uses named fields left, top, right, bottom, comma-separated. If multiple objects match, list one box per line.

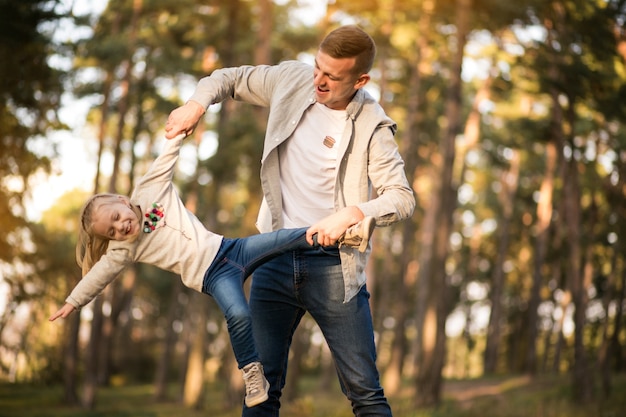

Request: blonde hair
left=76, top=193, right=122, bottom=276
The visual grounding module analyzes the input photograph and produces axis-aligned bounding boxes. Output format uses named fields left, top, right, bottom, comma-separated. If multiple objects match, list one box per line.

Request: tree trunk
left=93, top=70, right=112, bottom=195
left=83, top=297, right=104, bottom=409
left=62, top=307, right=80, bottom=404
left=182, top=292, right=208, bottom=409
left=283, top=324, right=308, bottom=402
left=541, top=264, right=562, bottom=373
left=78, top=35, right=117, bottom=414
left=215, top=344, right=241, bottom=408
left=92, top=0, right=143, bottom=389
left=253, top=0, right=272, bottom=66
left=382, top=15, right=422, bottom=392
left=608, top=267, right=626, bottom=373
left=318, top=342, right=336, bottom=391
left=563, top=140, right=592, bottom=403
left=524, top=89, right=562, bottom=373
left=99, top=267, right=137, bottom=385
left=453, top=60, right=495, bottom=374
left=484, top=151, right=520, bottom=374
left=154, top=279, right=184, bottom=401
left=178, top=124, right=211, bottom=409
left=409, top=0, right=437, bottom=399
left=414, top=0, right=470, bottom=406
left=597, top=236, right=618, bottom=397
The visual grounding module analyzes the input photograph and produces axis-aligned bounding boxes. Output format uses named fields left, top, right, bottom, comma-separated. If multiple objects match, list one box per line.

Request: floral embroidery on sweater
left=143, top=203, right=164, bottom=233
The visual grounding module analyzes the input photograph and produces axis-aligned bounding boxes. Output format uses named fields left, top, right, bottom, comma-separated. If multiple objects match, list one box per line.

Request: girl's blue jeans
left=201, top=227, right=312, bottom=369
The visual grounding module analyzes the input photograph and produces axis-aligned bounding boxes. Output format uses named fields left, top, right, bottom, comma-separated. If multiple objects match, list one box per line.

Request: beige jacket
left=190, top=60, right=415, bottom=301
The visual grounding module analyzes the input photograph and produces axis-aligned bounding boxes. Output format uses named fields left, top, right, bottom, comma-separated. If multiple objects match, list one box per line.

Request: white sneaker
left=242, top=362, right=269, bottom=407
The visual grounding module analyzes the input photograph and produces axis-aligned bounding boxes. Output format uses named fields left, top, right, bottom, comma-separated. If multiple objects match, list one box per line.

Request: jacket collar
left=346, top=89, right=366, bottom=121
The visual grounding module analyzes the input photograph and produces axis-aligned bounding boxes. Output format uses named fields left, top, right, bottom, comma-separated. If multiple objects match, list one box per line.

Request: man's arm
left=165, top=62, right=310, bottom=139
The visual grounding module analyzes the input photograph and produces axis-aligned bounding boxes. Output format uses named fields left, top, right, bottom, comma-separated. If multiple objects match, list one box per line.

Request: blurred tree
left=507, top=0, right=626, bottom=402
left=30, top=190, right=87, bottom=401
left=0, top=0, right=64, bottom=283
left=0, top=0, right=66, bottom=383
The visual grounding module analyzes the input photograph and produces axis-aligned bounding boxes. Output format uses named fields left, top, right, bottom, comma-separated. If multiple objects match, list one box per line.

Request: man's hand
left=165, top=100, right=206, bottom=139
left=49, top=303, right=77, bottom=322
left=306, top=206, right=364, bottom=246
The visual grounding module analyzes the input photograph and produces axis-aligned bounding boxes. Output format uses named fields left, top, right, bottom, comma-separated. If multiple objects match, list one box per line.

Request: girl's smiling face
left=91, top=196, right=141, bottom=241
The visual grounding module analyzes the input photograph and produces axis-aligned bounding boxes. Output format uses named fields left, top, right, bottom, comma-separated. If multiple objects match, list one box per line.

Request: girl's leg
left=227, top=227, right=314, bottom=276
left=201, top=228, right=313, bottom=368
left=203, top=239, right=258, bottom=368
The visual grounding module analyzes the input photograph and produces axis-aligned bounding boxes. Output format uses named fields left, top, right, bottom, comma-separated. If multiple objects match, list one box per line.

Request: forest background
left=1, top=0, right=626, bottom=416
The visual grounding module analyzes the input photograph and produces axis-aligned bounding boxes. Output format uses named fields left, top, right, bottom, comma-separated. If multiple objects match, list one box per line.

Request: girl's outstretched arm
left=49, top=303, right=77, bottom=321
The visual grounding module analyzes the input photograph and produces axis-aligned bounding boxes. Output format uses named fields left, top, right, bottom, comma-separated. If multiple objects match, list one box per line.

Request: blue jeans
left=202, top=227, right=312, bottom=369
left=244, top=246, right=392, bottom=417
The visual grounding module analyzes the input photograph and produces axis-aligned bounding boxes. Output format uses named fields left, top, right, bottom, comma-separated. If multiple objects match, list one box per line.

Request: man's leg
left=245, top=251, right=305, bottom=417
left=301, top=248, right=393, bottom=417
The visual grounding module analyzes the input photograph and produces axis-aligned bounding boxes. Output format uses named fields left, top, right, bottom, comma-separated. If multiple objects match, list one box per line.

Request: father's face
left=313, top=51, right=370, bottom=110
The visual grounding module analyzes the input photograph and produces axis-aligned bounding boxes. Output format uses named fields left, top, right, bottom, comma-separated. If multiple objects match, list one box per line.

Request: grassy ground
left=1, top=374, right=624, bottom=417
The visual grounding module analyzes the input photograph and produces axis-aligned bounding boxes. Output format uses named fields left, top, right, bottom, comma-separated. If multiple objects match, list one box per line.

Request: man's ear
left=354, top=74, right=371, bottom=89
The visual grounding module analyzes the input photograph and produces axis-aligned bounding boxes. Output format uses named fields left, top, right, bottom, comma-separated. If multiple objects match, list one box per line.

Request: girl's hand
left=49, top=303, right=76, bottom=321
left=164, top=101, right=205, bottom=139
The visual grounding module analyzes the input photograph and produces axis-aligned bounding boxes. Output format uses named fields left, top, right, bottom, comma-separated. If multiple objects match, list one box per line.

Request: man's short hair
left=319, top=25, right=376, bottom=76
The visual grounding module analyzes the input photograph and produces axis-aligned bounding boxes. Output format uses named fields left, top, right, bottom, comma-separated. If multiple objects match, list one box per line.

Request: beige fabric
left=66, top=137, right=223, bottom=309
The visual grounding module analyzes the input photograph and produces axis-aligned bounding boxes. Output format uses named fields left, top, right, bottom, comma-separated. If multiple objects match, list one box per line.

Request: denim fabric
left=202, top=227, right=312, bottom=368
left=244, top=247, right=392, bottom=417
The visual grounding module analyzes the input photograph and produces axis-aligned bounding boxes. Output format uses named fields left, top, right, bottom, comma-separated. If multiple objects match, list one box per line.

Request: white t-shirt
left=279, top=102, right=347, bottom=227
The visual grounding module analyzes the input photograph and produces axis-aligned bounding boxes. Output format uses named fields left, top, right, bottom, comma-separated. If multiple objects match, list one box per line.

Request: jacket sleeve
left=356, top=124, right=416, bottom=226
left=188, top=61, right=310, bottom=109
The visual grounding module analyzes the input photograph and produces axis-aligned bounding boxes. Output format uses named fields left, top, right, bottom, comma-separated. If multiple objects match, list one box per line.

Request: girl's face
left=313, top=50, right=370, bottom=110
left=91, top=196, right=141, bottom=241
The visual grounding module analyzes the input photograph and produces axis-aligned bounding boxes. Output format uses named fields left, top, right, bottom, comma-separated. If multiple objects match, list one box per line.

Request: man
left=166, top=25, right=415, bottom=416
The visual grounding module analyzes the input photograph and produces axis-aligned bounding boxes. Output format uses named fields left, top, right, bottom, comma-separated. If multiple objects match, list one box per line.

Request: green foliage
left=0, top=1, right=71, bottom=384
left=0, top=0, right=66, bottom=262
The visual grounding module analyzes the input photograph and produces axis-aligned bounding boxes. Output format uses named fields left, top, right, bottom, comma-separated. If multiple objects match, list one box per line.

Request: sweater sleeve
left=135, top=135, right=184, bottom=189
left=65, top=247, right=131, bottom=309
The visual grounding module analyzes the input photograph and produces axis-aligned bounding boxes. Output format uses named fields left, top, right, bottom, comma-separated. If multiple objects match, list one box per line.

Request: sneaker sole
left=245, top=389, right=269, bottom=407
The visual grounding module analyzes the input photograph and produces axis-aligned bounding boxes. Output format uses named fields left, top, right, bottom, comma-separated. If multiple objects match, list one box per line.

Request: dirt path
left=443, top=375, right=533, bottom=409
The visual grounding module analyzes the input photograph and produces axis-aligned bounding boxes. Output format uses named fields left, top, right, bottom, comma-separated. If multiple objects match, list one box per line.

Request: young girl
left=49, top=134, right=375, bottom=408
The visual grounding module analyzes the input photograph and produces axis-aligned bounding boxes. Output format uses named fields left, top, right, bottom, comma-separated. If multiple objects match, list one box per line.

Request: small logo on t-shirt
left=323, top=136, right=336, bottom=148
